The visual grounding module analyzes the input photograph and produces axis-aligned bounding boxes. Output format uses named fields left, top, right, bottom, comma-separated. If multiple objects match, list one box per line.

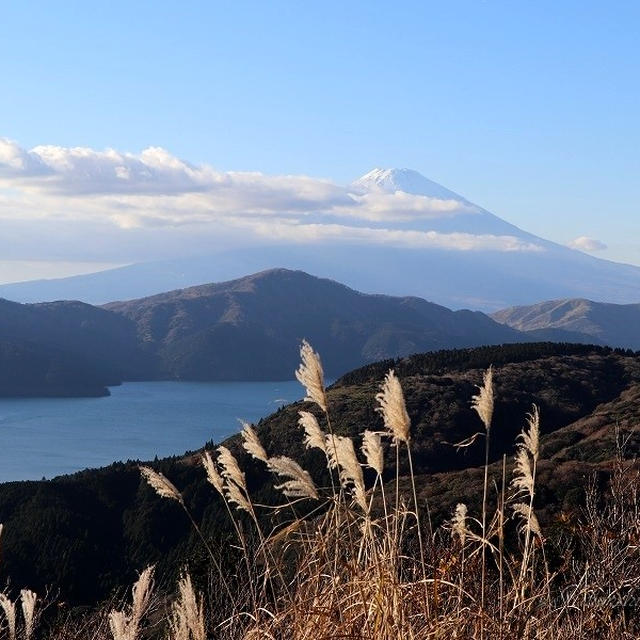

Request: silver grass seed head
left=217, top=446, right=247, bottom=491
left=519, top=404, right=540, bottom=461
left=224, top=481, right=252, bottom=514
left=471, top=366, right=494, bottom=432
left=326, top=435, right=367, bottom=511
left=299, top=411, right=327, bottom=453
left=20, top=590, right=37, bottom=640
left=512, top=503, right=542, bottom=539
left=361, top=430, right=384, bottom=476
left=202, top=451, right=225, bottom=496
left=109, top=610, right=128, bottom=640
left=511, top=448, right=535, bottom=499
left=268, top=456, right=319, bottom=500
left=171, top=573, right=205, bottom=640
left=240, top=422, right=268, bottom=463
left=295, top=340, right=327, bottom=412
left=139, top=466, right=184, bottom=505
left=130, top=565, right=154, bottom=629
left=376, top=369, right=411, bottom=444
left=0, top=594, right=16, bottom=640
left=451, top=503, right=468, bottom=545
left=352, top=483, right=368, bottom=513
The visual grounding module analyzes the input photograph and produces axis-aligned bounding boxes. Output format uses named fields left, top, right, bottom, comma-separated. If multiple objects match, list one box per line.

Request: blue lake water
left=0, top=381, right=303, bottom=483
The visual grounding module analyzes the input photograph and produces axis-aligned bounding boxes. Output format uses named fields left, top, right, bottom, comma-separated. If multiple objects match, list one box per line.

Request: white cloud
left=568, top=236, right=607, bottom=252
left=242, top=219, right=543, bottom=251
left=0, top=138, right=544, bottom=262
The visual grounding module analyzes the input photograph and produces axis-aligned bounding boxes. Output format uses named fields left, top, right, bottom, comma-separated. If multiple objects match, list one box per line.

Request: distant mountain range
left=492, top=298, right=640, bottom=351
left=0, top=269, right=603, bottom=396
left=1, top=169, right=639, bottom=310
left=103, top=268, right=533, bottom=381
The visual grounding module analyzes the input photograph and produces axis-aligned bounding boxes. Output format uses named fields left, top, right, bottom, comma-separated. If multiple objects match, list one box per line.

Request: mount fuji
left=2, top=168, right=639, bottom=311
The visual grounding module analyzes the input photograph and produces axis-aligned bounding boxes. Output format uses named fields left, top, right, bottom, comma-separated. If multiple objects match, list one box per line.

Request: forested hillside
left=0, top=342, right=637, bottom=607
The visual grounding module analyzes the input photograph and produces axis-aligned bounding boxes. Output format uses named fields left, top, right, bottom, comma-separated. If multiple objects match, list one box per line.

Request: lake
left=0, top=380, right=303, bottom=483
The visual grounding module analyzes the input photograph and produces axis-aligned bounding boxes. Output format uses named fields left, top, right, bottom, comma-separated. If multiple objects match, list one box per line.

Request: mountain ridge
left=0, top=268, right=601, bottom=395
left=102, top=268, right=533, bottom=380
left=1, top=168, right=639, bottom=309
left=492, top=298, right=640, bottom=350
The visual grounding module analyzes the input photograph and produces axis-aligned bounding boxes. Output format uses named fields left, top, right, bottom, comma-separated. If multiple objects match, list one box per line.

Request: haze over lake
left=0, top=380, right=302, bottom=482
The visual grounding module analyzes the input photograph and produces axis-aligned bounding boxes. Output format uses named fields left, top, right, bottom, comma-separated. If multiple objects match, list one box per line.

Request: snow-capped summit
left=2, top=167, right=640, bottom=312
left=352, top=168, right=466, bottom=202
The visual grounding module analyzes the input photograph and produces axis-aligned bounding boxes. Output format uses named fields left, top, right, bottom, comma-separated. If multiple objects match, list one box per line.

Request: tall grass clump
left=130, top=340, right=640, bottom=638
left=4, top=340, right=639, bottom=639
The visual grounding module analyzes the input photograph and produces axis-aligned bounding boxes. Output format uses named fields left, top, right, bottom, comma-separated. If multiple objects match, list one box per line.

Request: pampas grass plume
left=241, top=422, right=268, bottom=463
left=519, top=405, right=540, bottom=461
left=451, top=502, right=468, bottom=545
left=169, top=572, right=205, bottom=640
left=202, top=451, right=225, bottom=496
left=376, top=370, right=411, bottom=444
left=299, top=411, right=326, bottom=453
left=471, top=366, right=494, bottom=432
left=20, top=590, right=36, bottom=640
left=362, top=430, right=384, bottom=475
left=268, top=456, right=319, bottom=500
left=0, top=594, right=16, bottom=640
left=295, top=340, right=327, bottom=412
left=512, top=448, right=535, bottom=498
left=326, top=435, right=367, bottom=511
left=512, top=405, right=540, bottom=498
left=130, top=566, right=154, bottom=629
left=225, top=481, right=252, bottom=514
left=139, top=466, right=183, bottom=505
left=217, top=446, right=246, bottom=490
left=513, top=503, right=542, bottom=538
left=109, top=566, right=154, bottom=640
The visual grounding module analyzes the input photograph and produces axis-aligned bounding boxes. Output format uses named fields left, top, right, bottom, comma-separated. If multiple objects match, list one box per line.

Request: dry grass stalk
left=470, top=365, right=495, bottom=633
left=47, top=342, right=640, bottom=639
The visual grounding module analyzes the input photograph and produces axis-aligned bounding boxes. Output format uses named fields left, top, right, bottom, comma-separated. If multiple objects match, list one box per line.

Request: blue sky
left=1, top=0, right=639, bottom=279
